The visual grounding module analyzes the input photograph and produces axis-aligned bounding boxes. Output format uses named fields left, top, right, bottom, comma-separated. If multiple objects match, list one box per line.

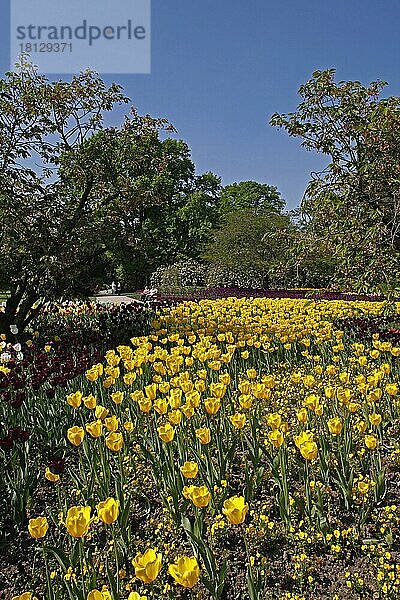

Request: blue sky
left=1, top=0, right=400, bottom=210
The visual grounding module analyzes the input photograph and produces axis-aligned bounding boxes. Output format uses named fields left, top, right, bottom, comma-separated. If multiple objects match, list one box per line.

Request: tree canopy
left=271, top=69, right=400, bottom=293
left=0, top=60, right=177, bottom=333
left=217, top=181, right=284, bottom=214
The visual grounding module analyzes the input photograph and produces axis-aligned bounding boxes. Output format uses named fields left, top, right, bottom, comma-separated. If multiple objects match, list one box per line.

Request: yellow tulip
left=239, top=394, right=253, bottom=409
left=195, top=379, right=206, bottom=392
left=296, top=408, right=308, bottom=423
left=266, top=412, right=282, bottom=429
left=154, top=398, right=168, bottom=415
left=67, top=391, right=82, bottom=408
left=83, top=394, right=97, bottom=409
left=132, top=548, right=162, bottom=584
left=124, top=372, right=137, bottom=386
left=28, top=516, right=48, bottom=539
left=95, top=405, right=109, bottom=420
left=182, top=402, right=195, bottom=418
left=299, top=441, right=318, bottom=461
left=357, top=481, right=370, bottom=495
left=327, top=417, right=343, bottom=436
left=45, top=468, right=60, bottom=483
left=219, top=373, right=231, bottom=385
left=195, top=427, right=211, bottom=444
left=106, top=432, right=124, bottom=451
left=355, top=420, right=366, bottom=434
left=280, top=421, right=289, bottom=433
left=268, top=429, right=284, bottom=448
left=97, top=498, right=119, bottom=525
left=182, top=485, right=196, bottom=500
left=168, top=555, right=200, bottom=588
left=209, top=382, right=226, bottom=399
left=238, top=380, right=252, bottom=394
left=128, top=593, right=148, bottom=600
left=168, top=389, right=182, bottom=409
left=263, top=375, right=276, bottom=389
left=385, top=383, right=398, bottom=396
left=180, top=461, right=199, bottom=479
left=222, top=495, right=249, bottom=524
left=367, top=389, right=382, bottom=403
left=111, top=391, right=124, bottom=405
left=104, top=415, right=119, bottom=432
left=12, top=593, right=36, bottom=600
left=67, top=426, right=85, bottom=446
left=87, top=591, right=104, bottom=600
left=168, top=409, right=182, bottom=425
left=138, top=397, right=152, bottom=413
left=314, top=400, right=324, bottom=416
left=65, top=505, right=91, bottom=538
left=229, top=413, right=246, bottom=430
left=131, top=390, right=145, bottom=403
left=369, top=413, right=382, bottom=427
left=189, top=485, right=211, bottom=508
left=204, top=398, right=221, bottom=415
left=86, top=420, right=103, bottom=438
left=293, top=431, right=314, bottom=448
left=364, top=434, right=378, bottom=450
left=157, top=423, right=175, bottom=443
left=86, top=367, right=100, bottom=382
left=246, top=368, right=257, bottom=380
left=158, top=381, right=170, bottom=393
left=324, top=385, right=335, bottom=398
left=304, top=394, right=319, bottom=411
left=145, top=383, right=157, bottom=401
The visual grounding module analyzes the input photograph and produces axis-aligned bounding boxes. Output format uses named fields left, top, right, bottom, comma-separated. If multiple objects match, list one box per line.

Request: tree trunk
left=0, top=288, right=38, bottom=340
left=0, top=310, right=11, bottom=338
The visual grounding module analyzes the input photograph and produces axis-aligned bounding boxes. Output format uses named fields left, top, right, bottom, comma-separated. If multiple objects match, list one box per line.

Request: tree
left=0, top=60, right=175, bottom=335
left=203, top=208, right=294, bottom=288
left=75, top=135, right=198, bottom=289
left=132, top=170, right=221, bottom=279
left=217, top=181, right=284, bottom=215
left=270, top=69, right=400, bottom=293
left=107, top=165, right=221, bottom=287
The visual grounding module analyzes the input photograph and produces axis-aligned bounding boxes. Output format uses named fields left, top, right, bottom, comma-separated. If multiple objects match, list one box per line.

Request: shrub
left=205, top=264, right=267, bottom=289
left=150, top=260, right=207, bottom=289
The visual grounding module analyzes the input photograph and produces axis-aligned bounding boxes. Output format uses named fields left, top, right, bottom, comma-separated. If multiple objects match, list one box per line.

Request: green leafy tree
left=112, top=167, right=221, bottom=287
left=77, top=135, right=197, bottom=288
left=270, top=69, right=400, bottom=292
left=138, top=169, right=221, bottom=265
left=265, top=211, right=336, bottom=289
left=204, top=208, right=294, bottom=288
left=217, top=181, right=284, bottom=215
left=0, top=60, right=175, bottom=335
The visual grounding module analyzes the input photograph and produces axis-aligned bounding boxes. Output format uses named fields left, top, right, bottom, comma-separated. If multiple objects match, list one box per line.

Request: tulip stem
left=79, top=538, right=87, bottom=596
left=243, top=525, right=259, bottom=600
left=42, top=543, right=55, bottom=600
left=113, top=529, right=120, bottom=595
left=304, top=460, right=312, bottom=520
left=279, top=446, right=291, bottom=527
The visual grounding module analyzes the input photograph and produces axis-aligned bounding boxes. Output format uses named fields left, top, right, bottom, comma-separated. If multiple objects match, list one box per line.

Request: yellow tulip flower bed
left=12, top=298, right=400, bottom=599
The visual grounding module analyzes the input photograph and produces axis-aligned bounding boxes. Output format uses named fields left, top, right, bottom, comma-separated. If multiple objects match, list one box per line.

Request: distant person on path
left=140, top=287, right=158, bottom=302
left=116, top=282, right=121, bottom=294
left=141, top=286, right=150, bottom=301
left=111, top=281, right=116, bottom=294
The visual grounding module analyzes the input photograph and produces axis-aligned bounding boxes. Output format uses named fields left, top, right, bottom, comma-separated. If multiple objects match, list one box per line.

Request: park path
left=95, top=295, right=139, bottom=305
